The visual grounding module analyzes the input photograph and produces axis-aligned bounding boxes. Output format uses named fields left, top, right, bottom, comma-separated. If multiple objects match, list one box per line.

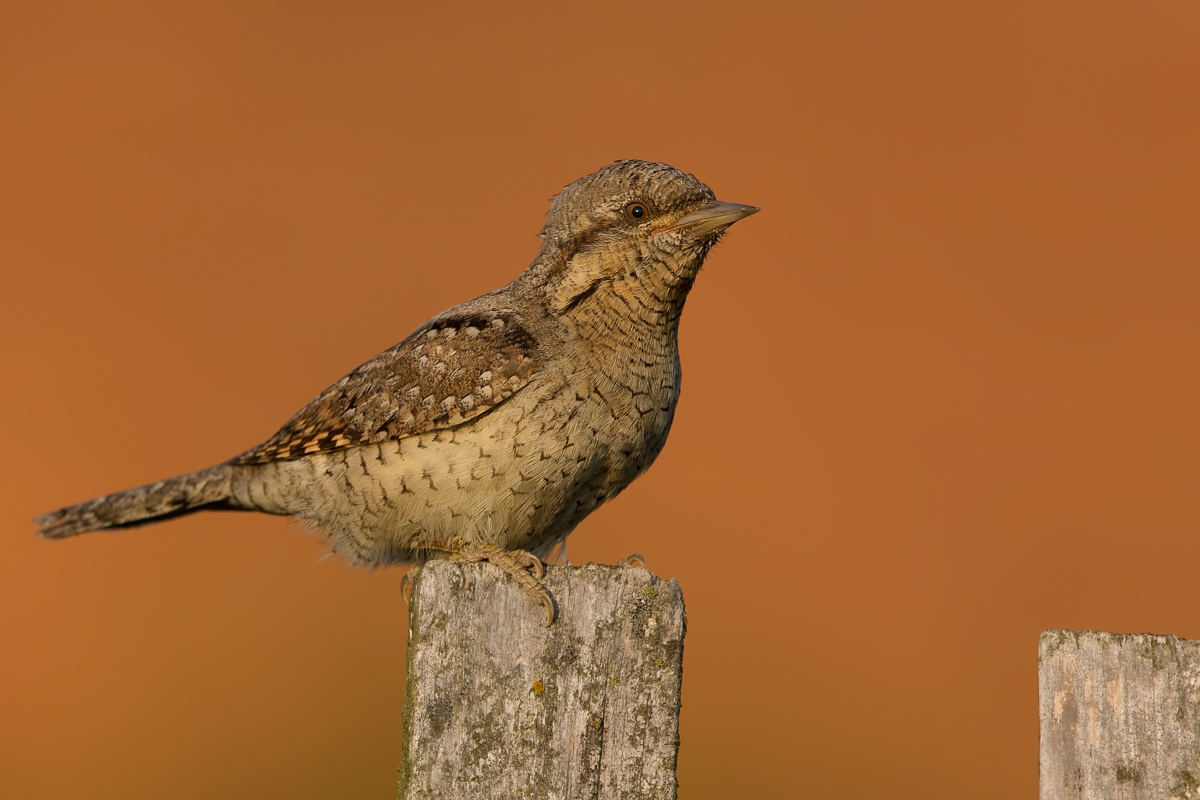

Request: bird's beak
left=668, top=201, right=760, bottom=236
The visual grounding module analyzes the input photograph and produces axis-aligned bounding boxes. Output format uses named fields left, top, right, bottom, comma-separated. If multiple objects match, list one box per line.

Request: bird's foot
left=447, top=541, right=557, bottom=625
left=399, top=566, right=419, bottom=607
left=617, top=552, right=646, bottom=569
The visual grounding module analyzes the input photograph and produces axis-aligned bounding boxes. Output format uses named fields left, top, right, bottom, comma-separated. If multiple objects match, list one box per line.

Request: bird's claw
left=446, top=542, right=557, bottom=624
left=400, top=569, right=415, bottom=606
left=617, top=552, right=646, bottom=569
left=514, top=549, right=546, bottom=579
left=533, top=589, right=558, bottom=626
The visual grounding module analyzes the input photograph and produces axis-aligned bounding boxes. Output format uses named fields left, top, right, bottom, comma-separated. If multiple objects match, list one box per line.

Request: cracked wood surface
left=398, top=562, right=686, bottom=800
left=1039, top=630, right=1200, bottom=800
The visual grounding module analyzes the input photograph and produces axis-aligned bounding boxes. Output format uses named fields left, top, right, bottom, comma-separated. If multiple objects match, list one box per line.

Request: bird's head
left=528, top=160, right=758, bottom=316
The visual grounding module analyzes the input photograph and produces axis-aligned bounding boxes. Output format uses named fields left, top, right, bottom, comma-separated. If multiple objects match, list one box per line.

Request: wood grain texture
left=399, top=562, right=686, bottom=800
left=1039, top=630, right=1200, bottom=800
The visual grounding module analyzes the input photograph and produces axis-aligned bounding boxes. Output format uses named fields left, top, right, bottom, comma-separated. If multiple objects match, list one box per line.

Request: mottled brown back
left=233, top=311, right=540, bottom=464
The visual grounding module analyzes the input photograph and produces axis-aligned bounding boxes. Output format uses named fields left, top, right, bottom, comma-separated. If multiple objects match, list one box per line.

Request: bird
left=35, top=159, right=758, bottom=622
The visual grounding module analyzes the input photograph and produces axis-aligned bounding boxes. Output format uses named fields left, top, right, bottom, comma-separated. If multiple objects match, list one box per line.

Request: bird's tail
left=35, top=464, right=237, bottom=539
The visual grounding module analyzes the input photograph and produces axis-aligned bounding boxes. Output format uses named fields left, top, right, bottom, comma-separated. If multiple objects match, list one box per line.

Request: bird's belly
left=253, top=409, right=585, bottom=565
left=236, top=372, right=676, bottom=567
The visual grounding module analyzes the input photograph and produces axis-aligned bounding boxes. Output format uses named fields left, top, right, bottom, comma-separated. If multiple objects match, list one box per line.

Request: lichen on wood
left=399, top=561, right=686, bottom=800
left=1039, top=630, right=1200, bottom=800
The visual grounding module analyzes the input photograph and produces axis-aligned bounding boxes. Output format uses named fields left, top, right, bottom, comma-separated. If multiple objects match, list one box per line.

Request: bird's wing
left=232, top=311, right=540, bottom=465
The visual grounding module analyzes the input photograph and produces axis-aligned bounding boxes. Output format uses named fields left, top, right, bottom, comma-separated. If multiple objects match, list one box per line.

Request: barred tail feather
left=35, top=465, right=237, bottom=539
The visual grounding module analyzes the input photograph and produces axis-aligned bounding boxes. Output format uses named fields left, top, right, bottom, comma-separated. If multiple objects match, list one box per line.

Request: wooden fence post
left=1039, top=630, right=1200, bottom=800
left=398, top=561, right=686, bottom=800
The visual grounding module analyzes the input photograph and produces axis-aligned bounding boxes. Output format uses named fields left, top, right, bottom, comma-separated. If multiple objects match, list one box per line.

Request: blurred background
left=3, top=1, right=1198, bottom=797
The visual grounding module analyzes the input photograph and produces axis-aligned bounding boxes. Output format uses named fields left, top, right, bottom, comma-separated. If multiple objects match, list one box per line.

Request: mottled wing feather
left=232, top=312, right=540, bottom=465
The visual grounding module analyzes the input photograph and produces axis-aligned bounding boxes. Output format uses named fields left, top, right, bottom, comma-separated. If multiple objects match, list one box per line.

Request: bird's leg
left=446, top=541, right=557, bottom=625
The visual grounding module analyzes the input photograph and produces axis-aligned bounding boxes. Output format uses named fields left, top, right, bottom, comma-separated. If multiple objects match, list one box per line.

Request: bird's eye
left=625, top=202, right=649, bottom=221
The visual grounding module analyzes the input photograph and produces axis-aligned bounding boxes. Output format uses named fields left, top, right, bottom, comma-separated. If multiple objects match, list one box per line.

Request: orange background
left=3, top=2, right=1198, bottom=798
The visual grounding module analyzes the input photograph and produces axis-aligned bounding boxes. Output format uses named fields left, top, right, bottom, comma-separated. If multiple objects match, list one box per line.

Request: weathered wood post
left=1039, top=630, right=1200, bottom=800
left=398, top=561, right=686, bottom=800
